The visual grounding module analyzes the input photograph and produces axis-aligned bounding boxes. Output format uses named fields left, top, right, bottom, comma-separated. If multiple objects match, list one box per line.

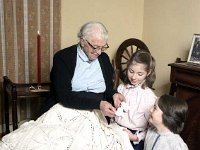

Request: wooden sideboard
left=168, top=62, right=200, bottom=100
left=3, top=76, right=50, bottom=134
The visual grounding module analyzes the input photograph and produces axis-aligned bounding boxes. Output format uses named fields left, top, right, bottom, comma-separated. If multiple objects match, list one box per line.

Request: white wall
left=61, top=0, right=144, bottom=59
left=143, top=0, right=200, bottom=96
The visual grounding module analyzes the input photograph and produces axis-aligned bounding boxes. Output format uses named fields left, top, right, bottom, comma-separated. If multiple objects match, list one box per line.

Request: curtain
left=0, top=0, right=61, bottom=134
left=0, top=0, right=61, bottom=83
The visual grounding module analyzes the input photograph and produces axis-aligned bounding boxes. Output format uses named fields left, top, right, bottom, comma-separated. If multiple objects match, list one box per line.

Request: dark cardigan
left=45, top=44, right=116, bottom=111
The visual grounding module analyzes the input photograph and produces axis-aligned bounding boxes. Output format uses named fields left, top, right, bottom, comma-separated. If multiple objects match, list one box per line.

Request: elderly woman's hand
left=113, top=93, right=125, bottom=108
left=100, top=101, right=116, bottom=117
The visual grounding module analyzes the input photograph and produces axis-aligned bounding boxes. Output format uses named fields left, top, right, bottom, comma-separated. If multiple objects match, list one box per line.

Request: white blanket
left=0, top=104, right=134, bottom=150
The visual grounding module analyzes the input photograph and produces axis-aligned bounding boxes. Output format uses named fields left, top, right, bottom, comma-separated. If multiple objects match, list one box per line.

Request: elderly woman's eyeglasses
left=85, top=40, right=109, bottom=52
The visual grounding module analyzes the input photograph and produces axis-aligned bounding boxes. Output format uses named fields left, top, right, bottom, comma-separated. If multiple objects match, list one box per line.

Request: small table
left=168, top=62, right=200, bottom=100
left=3, top=76, right=50, bottom=134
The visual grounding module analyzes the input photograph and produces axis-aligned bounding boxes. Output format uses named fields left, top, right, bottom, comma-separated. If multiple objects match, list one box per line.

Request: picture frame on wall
left=187, top=34, right=200, bottom=64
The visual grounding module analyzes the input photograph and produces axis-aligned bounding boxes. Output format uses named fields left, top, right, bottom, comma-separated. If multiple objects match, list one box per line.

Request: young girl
left=144, top=94, right=188, bottom=150
left=114, top=50, right=157, bottom=150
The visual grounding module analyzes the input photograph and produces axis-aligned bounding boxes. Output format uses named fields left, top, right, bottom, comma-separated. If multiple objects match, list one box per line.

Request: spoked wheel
left=115, top=38, right=150, bottom=82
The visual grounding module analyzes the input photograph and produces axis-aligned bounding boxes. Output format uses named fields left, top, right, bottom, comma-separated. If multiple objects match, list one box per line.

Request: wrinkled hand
left=100, top=101, right=116, bottom=117
left=113, top=93, right=125, bottom=108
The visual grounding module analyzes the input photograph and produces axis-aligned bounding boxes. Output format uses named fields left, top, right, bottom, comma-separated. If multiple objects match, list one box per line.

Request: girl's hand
left=113, top=93, right=125, bottom=108
left=123, top=128, right=139, bottom=142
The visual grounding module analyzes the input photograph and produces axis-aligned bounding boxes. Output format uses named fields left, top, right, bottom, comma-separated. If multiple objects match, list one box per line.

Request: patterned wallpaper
left=0, top=0, right=61, bottom=133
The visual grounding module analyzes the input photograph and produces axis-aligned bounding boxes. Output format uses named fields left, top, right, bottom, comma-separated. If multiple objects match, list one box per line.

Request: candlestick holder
left=29, top=85, right=49, bottom=92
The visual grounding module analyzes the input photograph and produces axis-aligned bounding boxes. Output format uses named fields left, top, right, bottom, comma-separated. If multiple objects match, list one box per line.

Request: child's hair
left=124, top=50, right=156, bottom=88
left=158, top=94, right=188, bottom=134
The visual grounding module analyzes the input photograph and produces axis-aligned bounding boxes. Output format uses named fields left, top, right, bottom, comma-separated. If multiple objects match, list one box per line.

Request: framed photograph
left=187, top=34, right=200, bottom=64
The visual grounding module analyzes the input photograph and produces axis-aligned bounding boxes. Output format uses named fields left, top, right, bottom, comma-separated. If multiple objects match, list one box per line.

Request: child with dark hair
left=114, top=50, right=157, bottom=150
left=144, top=94, right=188, bottom=150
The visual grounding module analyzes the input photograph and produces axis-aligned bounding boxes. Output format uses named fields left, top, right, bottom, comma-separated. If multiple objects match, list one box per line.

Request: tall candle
left=37, top=30, right=41, bottom=85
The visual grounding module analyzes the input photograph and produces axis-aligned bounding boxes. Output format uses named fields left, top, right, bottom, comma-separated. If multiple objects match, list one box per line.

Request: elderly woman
left=0, top=21, right=133, bottom=150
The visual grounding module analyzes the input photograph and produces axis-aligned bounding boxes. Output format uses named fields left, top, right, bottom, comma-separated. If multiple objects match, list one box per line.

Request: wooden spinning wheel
left=114, top=38, right=150, bottom=83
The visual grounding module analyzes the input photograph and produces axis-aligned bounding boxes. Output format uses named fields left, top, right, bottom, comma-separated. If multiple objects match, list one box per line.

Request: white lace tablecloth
left=0, top=103, right=134, bottom=150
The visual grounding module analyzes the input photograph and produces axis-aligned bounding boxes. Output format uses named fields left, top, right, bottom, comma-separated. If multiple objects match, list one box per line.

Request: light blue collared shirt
left=71, top=45, right=106, bottom=93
